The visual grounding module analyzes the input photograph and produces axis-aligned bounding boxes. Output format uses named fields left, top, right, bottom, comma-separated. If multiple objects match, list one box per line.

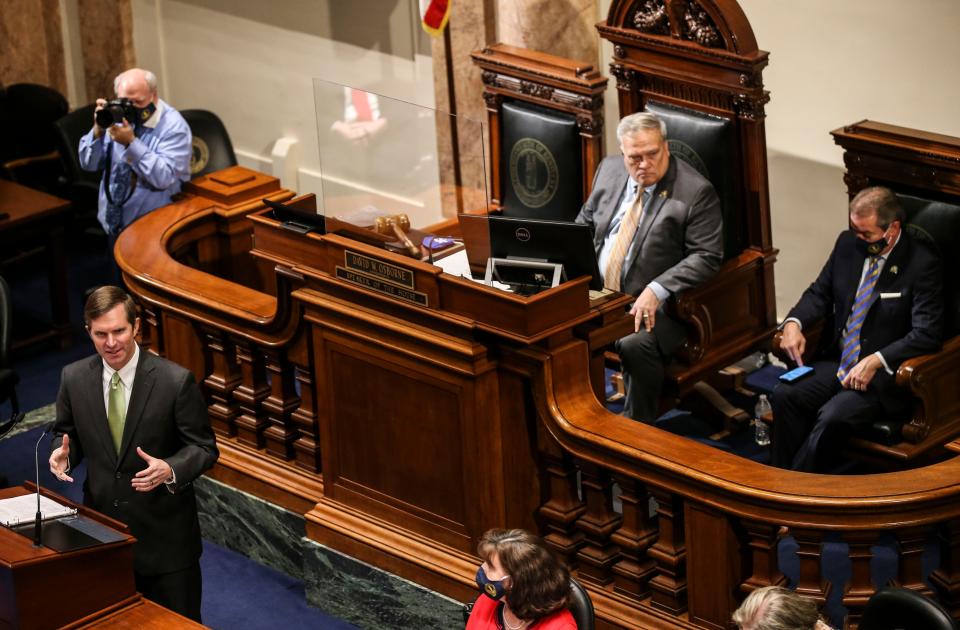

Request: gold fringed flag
left=420, top=0, right=451, bottom=36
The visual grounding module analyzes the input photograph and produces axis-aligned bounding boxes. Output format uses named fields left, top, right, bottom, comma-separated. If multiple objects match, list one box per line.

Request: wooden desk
left=0, top=486, right=203, bottom=629
left=0, top=180, right=72, bottom=349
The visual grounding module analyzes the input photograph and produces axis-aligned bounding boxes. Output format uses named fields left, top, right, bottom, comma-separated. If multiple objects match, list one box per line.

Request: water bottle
left=754, top=394, right=771, bottom=446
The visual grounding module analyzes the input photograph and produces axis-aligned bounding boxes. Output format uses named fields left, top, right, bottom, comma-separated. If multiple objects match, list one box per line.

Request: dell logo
left=515, top=227, right=531, bottom=242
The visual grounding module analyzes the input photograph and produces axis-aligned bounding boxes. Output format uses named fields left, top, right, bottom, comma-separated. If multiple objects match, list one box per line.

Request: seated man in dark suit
left=772, top=186, right=944, bottom=471
left=576, top=112, right=723, bottom=423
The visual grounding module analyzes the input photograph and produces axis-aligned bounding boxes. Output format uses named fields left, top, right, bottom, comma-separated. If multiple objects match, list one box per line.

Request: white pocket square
left=880, top=292, right=902, bottom=299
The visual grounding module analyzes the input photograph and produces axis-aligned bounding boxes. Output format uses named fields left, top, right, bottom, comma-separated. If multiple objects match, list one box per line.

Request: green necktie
left=108, top=372, right=126, bottom=452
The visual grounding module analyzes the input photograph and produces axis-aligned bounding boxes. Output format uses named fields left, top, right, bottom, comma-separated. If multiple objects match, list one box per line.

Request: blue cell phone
left=779, top=365, right=814, bottom=383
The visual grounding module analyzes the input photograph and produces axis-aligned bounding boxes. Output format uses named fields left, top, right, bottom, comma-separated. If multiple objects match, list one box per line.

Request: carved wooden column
left=609, top=59, right=639, bottom=117
left=895, top=525, right=935, bottom=597
left=734, top=91, right=773, bottom=251
left=931, top=519, right=960, bottom=618
left=261, top=349, right=300, bottom=461
left=233, top=340, right=270, bottom=449
left=291, top=361, right=321, bottom=472
left=537, top=431, right=586, bottom=569
left=202, top=329, right=241, bottom=437
left=648, top=487, right=687, bottom=614
left=791, top=529, right=829, bottom=605
left=842, top=531, right=879, bottom=629
left=610, top=475, right=658, bottom=600
left=573, top=460, right=621, bottom=586
left=137, top=301, right=162, bottom=356
left=740, top=519, right=787, bottom=593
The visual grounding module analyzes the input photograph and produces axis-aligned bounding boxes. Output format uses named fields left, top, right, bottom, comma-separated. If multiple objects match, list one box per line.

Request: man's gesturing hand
left=48, top=434, right=74, bottom=482
left=780, top=321, right=806, bottom=366
left=132, top=447, right=173, bottom=492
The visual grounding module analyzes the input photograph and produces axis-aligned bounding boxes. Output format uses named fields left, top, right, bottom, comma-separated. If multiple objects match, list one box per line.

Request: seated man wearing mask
left=576, top=112, right=723, bottom=423
left=772, top=186, right=943, bottom=472
left=79, top=68, right=191, bottom=279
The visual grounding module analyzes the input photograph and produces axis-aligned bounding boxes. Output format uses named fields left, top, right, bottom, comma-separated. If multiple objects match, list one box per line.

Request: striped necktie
left=837, top=256, right=882, bottom=382
left=603, top=186, right=646, bottom=292
left=108, top=372, right=127, bottom=452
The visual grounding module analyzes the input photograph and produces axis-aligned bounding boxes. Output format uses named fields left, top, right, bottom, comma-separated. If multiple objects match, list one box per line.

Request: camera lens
left=95, top=99, right=133, bottom=128
left=94, top=106, right=115, bottom=129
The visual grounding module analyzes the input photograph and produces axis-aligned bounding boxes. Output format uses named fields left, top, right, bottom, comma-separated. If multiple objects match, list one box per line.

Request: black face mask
left=854, top=227, right=890, bottom=257
left=134, top=102, right=157, bottom=127
left=475, top=566, right=508, bottom=601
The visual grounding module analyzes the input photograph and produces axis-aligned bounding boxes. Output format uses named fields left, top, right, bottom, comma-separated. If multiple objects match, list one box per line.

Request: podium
left=0, top=485, right=202, bottom=629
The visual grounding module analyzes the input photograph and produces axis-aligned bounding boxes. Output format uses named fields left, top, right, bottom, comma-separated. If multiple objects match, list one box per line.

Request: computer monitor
left=486, top=215, right=602, bottom=292
left=262, top=197, right=326, bottom=234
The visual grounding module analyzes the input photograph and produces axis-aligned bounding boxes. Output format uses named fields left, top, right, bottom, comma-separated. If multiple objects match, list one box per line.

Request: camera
left=95, top=98, right=138, bottom=128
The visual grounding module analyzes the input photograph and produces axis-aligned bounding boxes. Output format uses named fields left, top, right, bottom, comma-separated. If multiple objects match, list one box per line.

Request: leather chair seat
left=859, top=587, right=956, bottom=630
left=500, top=99, right=582, bottom=222
left=180, top=109, right=238, bottom=178
left=645, top=100, right=738, bottom=260
left=899, top=193, right=960, bottom=336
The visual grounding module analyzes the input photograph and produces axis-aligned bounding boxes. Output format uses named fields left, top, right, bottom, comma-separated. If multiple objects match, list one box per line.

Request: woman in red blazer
left=466, top=529, right=576, bottom=630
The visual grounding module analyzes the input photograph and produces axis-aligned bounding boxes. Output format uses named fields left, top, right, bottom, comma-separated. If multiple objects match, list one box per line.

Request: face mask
left=475, top=566, right=509, bottom=601
left=134, top=102, right=157, bottom=126
left=854, top=226, right=890, bottom=257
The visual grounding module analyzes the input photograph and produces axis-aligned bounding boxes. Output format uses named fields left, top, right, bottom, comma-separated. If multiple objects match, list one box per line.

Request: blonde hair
left=732, top=586, right=826, bottom=630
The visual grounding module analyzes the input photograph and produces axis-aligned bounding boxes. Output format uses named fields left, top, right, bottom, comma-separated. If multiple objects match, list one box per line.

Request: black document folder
left=10, top=515, right=127, bottom=552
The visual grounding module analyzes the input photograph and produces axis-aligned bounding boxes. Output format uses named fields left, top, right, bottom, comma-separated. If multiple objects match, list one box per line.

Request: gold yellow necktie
left=603, top=189, right=645, bottom=291
left=108, top=372, right=126, bottom=452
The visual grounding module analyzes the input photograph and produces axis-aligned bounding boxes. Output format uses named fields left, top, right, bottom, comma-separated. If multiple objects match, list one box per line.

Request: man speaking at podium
left=48, top=286, right=218, bottom=621
left=577, top=112, right=723, bottom=423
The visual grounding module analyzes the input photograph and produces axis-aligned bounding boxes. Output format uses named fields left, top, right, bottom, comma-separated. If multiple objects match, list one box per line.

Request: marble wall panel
left=195, top=476, right=306, bottom=580
left=431, top=0, right=496, bottom=217
left=0, top=0, right=67, bottom=93
left=497, top=0, right=598, bottom=63
left=76, top=0, right=135, bottom=100
left=303, top=541, right=465, bottom=629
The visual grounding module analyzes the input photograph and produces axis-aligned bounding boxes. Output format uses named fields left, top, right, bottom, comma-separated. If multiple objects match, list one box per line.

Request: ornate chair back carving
left=598, top=0, right=778, bottom=396
left=471, top=44, right=607, bottom=221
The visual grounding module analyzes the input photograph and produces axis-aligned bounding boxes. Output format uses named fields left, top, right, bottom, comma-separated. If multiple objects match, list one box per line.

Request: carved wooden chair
left=471, top=44, right=607, bottom=222
left=598, top=0, right=778, bottom=405
left=826, top=121, right=960, bottom=465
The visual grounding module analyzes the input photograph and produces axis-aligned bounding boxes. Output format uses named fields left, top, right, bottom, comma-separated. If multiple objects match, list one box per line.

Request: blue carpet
left=6, top=236, right=112, bottom=415
left=0, top=423, right=85, bottom=503
left=201, top=539, right=357, bottom=629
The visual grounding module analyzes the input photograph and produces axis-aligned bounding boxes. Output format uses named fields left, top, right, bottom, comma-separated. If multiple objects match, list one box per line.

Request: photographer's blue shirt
left=79, top=98, right=192, bottom=234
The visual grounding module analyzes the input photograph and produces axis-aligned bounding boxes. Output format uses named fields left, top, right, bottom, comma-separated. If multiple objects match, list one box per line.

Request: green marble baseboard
left=303, top=540, right=465, bottom=630
left=196, top=476, right=464, bottom=629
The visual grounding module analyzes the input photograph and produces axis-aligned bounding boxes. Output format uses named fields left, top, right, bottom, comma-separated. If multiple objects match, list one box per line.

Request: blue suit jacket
left=787, top=229, right=943, bottom=405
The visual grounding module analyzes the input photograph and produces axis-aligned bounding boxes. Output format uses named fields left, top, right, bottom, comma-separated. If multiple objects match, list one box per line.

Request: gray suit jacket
left=52, top=349, right=219, bottom=575
left=576, top=155, right=723, bottom=298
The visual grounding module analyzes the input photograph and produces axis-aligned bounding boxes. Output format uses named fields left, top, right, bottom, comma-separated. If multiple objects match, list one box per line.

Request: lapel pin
left=889, top=265, right=898, bottom=275
left=659, top=190, right=669, bottom=198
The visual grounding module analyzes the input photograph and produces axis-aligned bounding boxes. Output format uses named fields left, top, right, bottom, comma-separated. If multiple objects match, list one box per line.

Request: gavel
left=374, top=214, right=420, bottom=258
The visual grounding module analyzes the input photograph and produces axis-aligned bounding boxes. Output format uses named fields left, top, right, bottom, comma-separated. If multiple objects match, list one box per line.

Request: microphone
left=33, top=423, right=54, bottom=548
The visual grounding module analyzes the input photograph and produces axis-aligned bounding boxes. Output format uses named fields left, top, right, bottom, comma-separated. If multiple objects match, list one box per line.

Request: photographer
left=79, top=68, right=191, bottom=279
